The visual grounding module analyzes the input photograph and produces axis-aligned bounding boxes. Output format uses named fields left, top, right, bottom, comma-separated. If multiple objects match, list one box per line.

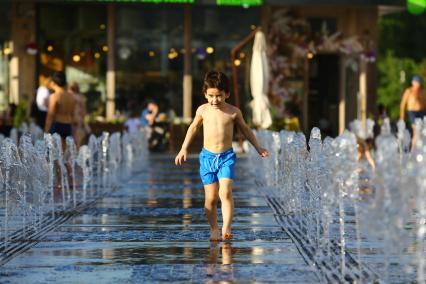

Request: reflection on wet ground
left=0, top=155, right=318, bottom=283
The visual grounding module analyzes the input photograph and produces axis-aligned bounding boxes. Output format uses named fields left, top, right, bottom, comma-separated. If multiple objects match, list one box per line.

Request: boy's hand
left=258, top=148, right=269, bottom=158
left=175, top=149, right=188, bottom=166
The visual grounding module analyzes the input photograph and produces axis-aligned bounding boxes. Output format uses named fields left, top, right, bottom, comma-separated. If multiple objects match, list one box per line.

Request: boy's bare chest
left=408, top=91, right=425, bottom=103
left=203, top=110, right=235, bottom=126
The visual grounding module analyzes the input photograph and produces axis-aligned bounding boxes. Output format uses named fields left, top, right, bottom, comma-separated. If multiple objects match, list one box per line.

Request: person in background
left=373, top=104, right=389, bottom=137
left=125, top=110, right=142, bottom=134
left=45, top=71, right=76, bottom=149
left=377, top=104, right=388, bottom=124
left=35, top=76, right=51, bottom=129
left=69, top=81, right=88, bottom=147
left=148, top=104, right=170, bottom=152
left=400, top=75, right=426, bottom=148
left=283, top=102, right=300, bottom=132
left=356, top=137, right=375, bottom=169
left=140, top=100, right=159, bottom=127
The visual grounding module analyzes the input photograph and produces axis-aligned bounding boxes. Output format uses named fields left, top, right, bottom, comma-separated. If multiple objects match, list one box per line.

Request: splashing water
left=0, top=124, right=148, bottom=255
left=250, top=119, right=426, bottom=283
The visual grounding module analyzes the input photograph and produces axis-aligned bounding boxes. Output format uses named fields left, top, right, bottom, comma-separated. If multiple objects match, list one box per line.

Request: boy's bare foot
left=222, top=232, right=233, bottom=240
left=210, top=229, right=221, bottom=241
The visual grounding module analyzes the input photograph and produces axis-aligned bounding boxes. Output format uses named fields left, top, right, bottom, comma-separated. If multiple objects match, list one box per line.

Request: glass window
left=192, top=6, right=261, bottom=115
left=38, top=3, right=107, bottom=115
left=38, top=3, right=261, bottom=119
left=115, top=5, right=260, bottom=117
left=115, top=5, right=184, bottom=116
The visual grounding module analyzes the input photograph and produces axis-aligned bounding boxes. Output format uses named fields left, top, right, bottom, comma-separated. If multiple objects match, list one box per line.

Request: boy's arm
left=175, top=106, right=204, bottom=165
left=365, top=149, right=376, bottom=169
left=235, top=109, right=268, bottom=157
left=44, top=94, right=56, bottom=132
left=400, top=89, right=409, bottom=120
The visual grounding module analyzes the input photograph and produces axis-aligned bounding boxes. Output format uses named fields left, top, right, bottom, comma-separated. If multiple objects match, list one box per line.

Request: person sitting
left=140, top=100, right=159, bottom=127
left=125, top=110, right=142, bottom=134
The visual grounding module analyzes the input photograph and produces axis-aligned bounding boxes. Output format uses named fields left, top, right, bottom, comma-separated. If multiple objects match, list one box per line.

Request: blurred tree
left=377, top=51, right=420, bottom=119
left=379, top=12, right=426, bottom=61
left=13, top=101, right=29, bottom=128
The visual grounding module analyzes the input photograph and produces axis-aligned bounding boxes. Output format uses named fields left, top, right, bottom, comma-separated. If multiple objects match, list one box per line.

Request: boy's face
left=205, top=88, right=229, bottom=108
left=412, top=80, right=421, bottom=90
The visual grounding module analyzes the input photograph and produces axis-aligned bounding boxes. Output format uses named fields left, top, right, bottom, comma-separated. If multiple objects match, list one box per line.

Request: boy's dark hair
left=202, top=71, right=230, bottom=94
left=51, top=71, right=67, bottom=87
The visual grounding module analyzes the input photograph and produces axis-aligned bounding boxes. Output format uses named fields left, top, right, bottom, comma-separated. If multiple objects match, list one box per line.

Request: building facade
left=0, top=0, right=404, bottom=136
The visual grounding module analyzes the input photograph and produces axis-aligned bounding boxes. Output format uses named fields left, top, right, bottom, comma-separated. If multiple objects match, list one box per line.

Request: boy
left=175, top=71, right=268, bottom=241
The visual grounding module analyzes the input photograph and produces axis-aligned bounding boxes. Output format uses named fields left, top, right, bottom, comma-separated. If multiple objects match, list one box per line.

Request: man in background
left=400, top=75, right=426, bottom=148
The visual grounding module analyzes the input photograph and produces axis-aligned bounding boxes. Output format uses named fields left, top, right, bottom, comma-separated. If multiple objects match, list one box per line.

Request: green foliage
left=379, top=12, right=426, bottom=61
left=377, top=51, right=423, bottom=119
left=378, top=11, right=426, bottom=120
left=13, top=101, right=29, bottom=128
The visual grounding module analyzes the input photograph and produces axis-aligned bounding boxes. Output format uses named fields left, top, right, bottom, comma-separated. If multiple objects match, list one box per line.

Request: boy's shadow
left=206, top=242, right=234, bottom=282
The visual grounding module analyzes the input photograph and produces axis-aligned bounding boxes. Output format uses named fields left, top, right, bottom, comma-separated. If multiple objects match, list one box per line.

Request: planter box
left=88, top=122, right=203, bottom=154
left=169, top=123, right=203, bottom=153
left=89, top=122, right=125, bottom=136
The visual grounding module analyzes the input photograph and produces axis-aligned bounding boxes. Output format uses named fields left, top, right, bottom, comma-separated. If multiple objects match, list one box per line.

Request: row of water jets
left=0, top=122, right=147, bottom=250
left=250, top=118, right=425, bottom=283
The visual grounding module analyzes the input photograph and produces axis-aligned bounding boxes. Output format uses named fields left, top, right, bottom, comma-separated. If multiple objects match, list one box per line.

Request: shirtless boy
left=45, top=71, right=76, bottom=148
left=400, top=75, right=426, bottom=147
left=175, top=71, right=268, bottom=241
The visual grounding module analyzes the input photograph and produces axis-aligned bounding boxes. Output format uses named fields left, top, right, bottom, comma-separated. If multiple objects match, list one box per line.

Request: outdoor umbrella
left=250, top=30, right=272, bottom=129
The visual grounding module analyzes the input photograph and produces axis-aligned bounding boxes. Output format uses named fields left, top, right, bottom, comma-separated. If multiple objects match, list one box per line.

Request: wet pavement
left=0, top=154, right=319, bottom=283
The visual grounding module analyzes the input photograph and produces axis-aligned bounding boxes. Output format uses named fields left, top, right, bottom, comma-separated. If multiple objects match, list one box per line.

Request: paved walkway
left=0, top=154, right=318, bottom=283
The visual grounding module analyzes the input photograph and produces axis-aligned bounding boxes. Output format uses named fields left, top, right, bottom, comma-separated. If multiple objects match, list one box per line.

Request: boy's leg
left=218, top=178, right=234, bottom=238
left=412, top=124, right=417, bottom=149
left=204, top=182, right=220, bottom=241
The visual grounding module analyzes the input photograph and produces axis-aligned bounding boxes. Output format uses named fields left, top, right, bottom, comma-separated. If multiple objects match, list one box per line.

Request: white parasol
left=250, top=30, right=272, bottom=129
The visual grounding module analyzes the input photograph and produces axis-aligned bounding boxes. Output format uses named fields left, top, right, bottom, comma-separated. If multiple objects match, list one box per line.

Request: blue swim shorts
left=49, top=122, right=72, bottom=139
left=407, top=111, right=426, bottom=125
left=199, top=148, right=236, bottom=185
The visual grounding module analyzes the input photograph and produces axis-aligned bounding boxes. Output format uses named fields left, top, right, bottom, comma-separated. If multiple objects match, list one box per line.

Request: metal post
left=359, top=58, right=367, bottom=131
left=339, top=56, right=346, bottom=134
left=183, top=5, right=192, bottom=122
left=303, top=58, right=309, bottom=133
left=106, top=4, right=116, bottom=120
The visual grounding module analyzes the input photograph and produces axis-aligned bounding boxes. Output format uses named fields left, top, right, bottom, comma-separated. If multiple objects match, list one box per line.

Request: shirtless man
left=400, top=75, right=425, bottom=148
left=175, top=71, right=269, bottom=241
left=45, top=71, right=76, bottom=148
